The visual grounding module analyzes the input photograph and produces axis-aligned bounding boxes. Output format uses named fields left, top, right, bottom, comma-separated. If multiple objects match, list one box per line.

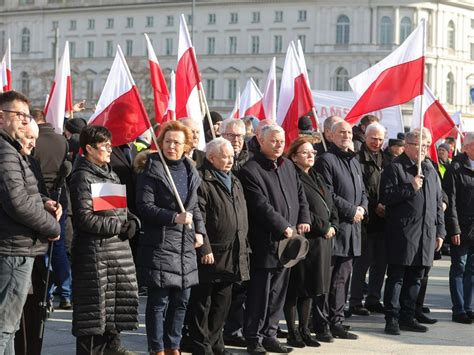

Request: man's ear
left=85, top=144, right=94, bottom=156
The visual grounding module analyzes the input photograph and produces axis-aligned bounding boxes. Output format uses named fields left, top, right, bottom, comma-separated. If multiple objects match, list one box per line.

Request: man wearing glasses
left=380, top=129, right=445, bottom=335
left=0, top=91, right=61, bottom=353
left=221, top=118, right=252, bottom=175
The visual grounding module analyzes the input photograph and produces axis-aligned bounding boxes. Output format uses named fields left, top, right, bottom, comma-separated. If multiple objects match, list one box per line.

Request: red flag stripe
left=92, top=196, right=127, bottom=211
left=175, top=47, right=200, bottom=119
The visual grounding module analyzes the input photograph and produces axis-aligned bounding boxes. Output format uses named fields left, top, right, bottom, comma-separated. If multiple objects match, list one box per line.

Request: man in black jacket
left=0, top=91, right=61, bottom=352
left=240, top=125, right=310, bottom=354
left=313, top=115, right=342, bottom=155
left=221, top=118, right=253, bottom=175
left=380, top=129, right=445, bottom=335
left=314, top=120, right=368, bottom=340
left=443, top=132, right=474, bottom=324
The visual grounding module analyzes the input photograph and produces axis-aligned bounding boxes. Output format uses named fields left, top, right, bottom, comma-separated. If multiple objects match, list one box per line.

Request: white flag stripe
left=91, top=183, right=126, bottom=198
left=276, top=42, right=299, bottom=125
left=412, top=84, right=436, bottom=130
left=144, top=33, right=159, bottom=64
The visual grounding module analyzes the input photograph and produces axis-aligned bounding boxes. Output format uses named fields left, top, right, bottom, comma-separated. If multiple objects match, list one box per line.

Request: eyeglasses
left=406, top=142, right=429, bottom=150
left=223, top=133, right=245, bottom=141
left=297, top=149, right=317, bottom=156
left=94, top=143, right=113, bottom=152
left=164, top=140, right=184, bottom=147
left=1, top=109, right=33, bottom=123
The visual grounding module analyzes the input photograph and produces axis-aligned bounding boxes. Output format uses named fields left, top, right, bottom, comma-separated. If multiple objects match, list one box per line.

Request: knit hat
left=437, top=143, right=450, bottom=152
left=388, top=138, right=405, bottom=147
left=298, top=116, right=313, bottom=132
left=65, top=118, right=87, bottom=134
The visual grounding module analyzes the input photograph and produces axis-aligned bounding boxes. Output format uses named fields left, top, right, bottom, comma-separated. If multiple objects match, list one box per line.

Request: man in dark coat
left=221, top=118, right=253, bottom=175
left=380, top=129, right=445, bottom=335
left=181, top=117, right=206, bottom=168
left=239, top=125, right=310, bottom=354
left=443, top=133, right=474, bottom=324
left=351, top=115, right=379, bottom=152
left=314, top=120, right=368, bottom=340
left=0, top=91, right=61, bottom=352
left=349, top=122, right=387, bottom=316
left=313, top=115, right=342, bottom=155
left=188, top=138, right=250, bottom=355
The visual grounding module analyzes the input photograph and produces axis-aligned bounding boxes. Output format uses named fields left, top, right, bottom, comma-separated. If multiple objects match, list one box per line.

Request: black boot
left=299, top=328, right=320, bottom=347
left=286, top=327, right=305, bottom=348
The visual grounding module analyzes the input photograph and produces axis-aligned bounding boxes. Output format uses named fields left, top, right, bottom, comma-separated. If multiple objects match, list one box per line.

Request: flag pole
left=198, top=82, right=216, bottom=139
left=417, top=19, right=426, bottom=175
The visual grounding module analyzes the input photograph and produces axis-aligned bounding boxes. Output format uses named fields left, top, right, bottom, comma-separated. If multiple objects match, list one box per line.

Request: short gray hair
left=221, top=118, right=245, bottom=134
left=464, top=132, right=474, bottom=146
left=323, top=116, right=343, bottom=131
left=406, top=128, right=432, bottom=143
left=205, top=137, right=233, bottom=159
left=365, top=122, right=386, bottom=137
left=331, top=120, right=351, bottom=133
left=261, top=124, right=285, bottom=140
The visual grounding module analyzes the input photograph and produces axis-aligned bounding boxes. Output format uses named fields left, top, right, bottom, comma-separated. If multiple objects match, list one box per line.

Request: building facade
left=0, top=0, right=473, bottom=120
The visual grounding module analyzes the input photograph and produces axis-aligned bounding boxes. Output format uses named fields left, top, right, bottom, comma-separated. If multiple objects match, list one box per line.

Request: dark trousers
left=383, top=264, right=425, bottom=322
left=188, top=282, right=233, bottom=355
left=329, top=256, right=353, bottom=325
left=76, top=331, right=119, bottom=355
left=312, top=293, right=330, bottom=332
left=223, top=281, right=248, bottom=338
left=415, top=266, right=431, bottom=312
left=350, top=234, right=387, bottom=307
left=449, top=244, right=474, bottom=315
left=243, top=267, right=290, bottom=344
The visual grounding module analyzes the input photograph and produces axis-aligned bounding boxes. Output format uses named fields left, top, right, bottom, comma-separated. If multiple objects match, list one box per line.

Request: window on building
left=21, top=28, right=30, bottom=53
left=146, top=16, right=154, bottom=27
left=166, top=16, right=174, bottom=27
left=69, top=41, right=76, bottom=58
left=336, top=15, right=350, bottom=45
left=107, top=18, right=114, bottom=29
left=446, top=72, right=454, bottom=104
left=298, top=10, right=307, bottom=22
left=252, top=11, right=260, bottom=23
left=399, top=17, right=412, bottom=42
left=275, top=11, right=283, bottom=23
left=69, top=20, right=76, bottom=31
left=21, top=72, right=30, bottom=96
left=229, top=36, right=237, bottom=54
left=230, top=13, right=238, bottom=24
left=52, top=21, right=58, bottom=30
left=86, top=79, right=94, bottom=100
left=165, top=38, right=173, bottom=55
left=208, top=13, right=216, bottom=25
left=87, top=41, right=94, bottom=57
left=206, top=79, right=215, bottom=100
left=207, top=37, right=216, bottom=55
left=0, top=31, right=5, bottom=54
left=379, top=16, right=393, bottom=45
left=471, top=43, right=474, bottom=60
left=228, top=79, right=237, bottom=100
left=335, top=67, right=349, bottom=91
left=447, top=20, right=455, bottom=50
left=187, top=15, right=193, bottom=25
left=19, top=0, right=33, bottom=4
left=274, top=35, right=283, bottom=53
left=251, top=35, right=260, bottom=54
left=126, top=40, right=133, bottom=56
left=106, top=40, right=113, bottom=57
left=88, top=19, right=95, bottom=30
left=297, top=34, right=306, bottom=51
left=126, top=17, right=134, bottom=28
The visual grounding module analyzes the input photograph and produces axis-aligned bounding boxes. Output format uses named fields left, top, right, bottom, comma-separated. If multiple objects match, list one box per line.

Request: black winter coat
left=380, top=153, right=446, bottom=266
left=0, top=130, right=60, bottom=256
left=110, top=145, right=137, bottom=214
left=197, top=159, right=250, bottom=283
left=443, top=153, right=474, bottom=245
left=232, top=146, right=253, bottom=175
left=314, top=145, right=368, bottom=257
left=136, top=153, right=206, bottom=289
left=69, top=156, right=139, bottom=337
left=290, top=167, right=339, bottom=296
left=239, top=150, right=311, bottom=269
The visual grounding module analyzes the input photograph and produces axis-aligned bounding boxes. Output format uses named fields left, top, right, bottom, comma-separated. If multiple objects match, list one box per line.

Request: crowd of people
left=0, top=90, right=473, bottom=355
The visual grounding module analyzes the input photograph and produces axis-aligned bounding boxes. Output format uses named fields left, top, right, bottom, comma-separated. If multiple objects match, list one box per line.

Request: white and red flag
left=240, top=78, right=265, bottom=119
left=262, top=57, right=276, bottom=121
left=91, top=183, right=127, bottom=211
left=228, top=89, right=240, bottom=119
left=276, top=42, right=315, bottom=145
left=89, top=45, right=151, bottom=147
left=163, top=70, right=176, bottom=122
left=44, top=41, right=73, bottom=134
left=144, top=34, right=170, bottom=124
left=0, top=38, right=12, bottom=92
left=346, top=21, right=425, bottom=123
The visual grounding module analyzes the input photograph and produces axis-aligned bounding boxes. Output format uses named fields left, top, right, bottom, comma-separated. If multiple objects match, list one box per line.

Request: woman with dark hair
left=136, top=121, right=206, bottom=355
left=284, top=137, right=339, bottom=347
left=69, top=125, right=140, bottom=354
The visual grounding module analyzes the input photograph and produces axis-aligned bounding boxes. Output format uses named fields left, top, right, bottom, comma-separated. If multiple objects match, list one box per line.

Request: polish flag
left=145, top=34, right=170, bottom=124
left=44, top=41, right=73, bottom=134
left=0, top=38, right=12, bottom=92
left=89, top=45, right=151, bottom=147
left=240, top=78, right=265, bottom=119
left=276, top=42, right=315, bottom=145
left=91, top=183, right=127, bottom=211
left=412, top=84, right=455, bottom=161
left=346, top=21, right=425, bottom=123
left=262, top=57, right=276, bottom=121
left=163, top=70, right=176, bottom=122
left=228, top=90, right=240, bottom=119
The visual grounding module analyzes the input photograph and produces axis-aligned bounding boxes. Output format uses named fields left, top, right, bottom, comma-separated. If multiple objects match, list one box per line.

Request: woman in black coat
left=135, top=121, right=206, bottom=355
left=284, top=137, right=339, bottom=347
left=69, top=125, right=139, bottom=355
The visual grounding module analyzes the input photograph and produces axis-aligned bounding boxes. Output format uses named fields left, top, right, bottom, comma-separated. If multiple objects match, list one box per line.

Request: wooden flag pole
left=417, top=19, right=426, bottom=176
left=311, top=108, right=327, bottom=152
left=198, top=82, right=216, bottom=139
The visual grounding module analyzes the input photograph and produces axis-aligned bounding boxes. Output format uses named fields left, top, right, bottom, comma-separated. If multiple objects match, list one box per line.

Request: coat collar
left=254, top=149, right=285, bottom=170
left=360, top=143, right=383, bottom=169
left=0, top=129, right=22, bottom=152
left=328, top=144, right=356, bottom=160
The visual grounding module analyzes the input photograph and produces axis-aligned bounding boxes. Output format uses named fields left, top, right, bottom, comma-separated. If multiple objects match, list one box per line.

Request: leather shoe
left=452, top=313, right=473, bottom=324
left=399, top=319, right=428, bottom=332
left=276, top=327, right=288, bottom=339
left=342, top=324, right=352, bottom=331
left=315, top=325, right=334, bottom=343
left=247, top=342, right=267, bottom=355
left=422, top=306, right=430, bottom=314
left=415, top=312, right=438, bottom=324
left=349, top=305, right=370, bottom=316
left=366, top=303, right=385, bottom=314
left=223, top=335, right=247, bottom=347
left=286, top=328, right=305, bottom=348
left=467, top=311, right=474, bottom=320
left=330, top=324, right=358, bottom=339
left=262, top=337, right=292, bottom=353
left=299, top=328, right=320, bottom=347
left=384, top=318, right=400, bottom=335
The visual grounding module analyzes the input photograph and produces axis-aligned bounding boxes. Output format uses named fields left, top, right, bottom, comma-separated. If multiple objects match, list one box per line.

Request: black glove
left=119, top=220, right=137, bottom=241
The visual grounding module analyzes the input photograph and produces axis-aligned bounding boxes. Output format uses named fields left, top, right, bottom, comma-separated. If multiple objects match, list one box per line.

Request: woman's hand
left=201, top=253, right=214, bottom=265
left=194, top=233, right=204, bottom=248
left=175, top=211, right=193, bottom=225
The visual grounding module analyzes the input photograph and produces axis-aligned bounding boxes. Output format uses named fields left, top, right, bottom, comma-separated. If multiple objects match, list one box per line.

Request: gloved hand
left=119, top=220, right=137, bottom=241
